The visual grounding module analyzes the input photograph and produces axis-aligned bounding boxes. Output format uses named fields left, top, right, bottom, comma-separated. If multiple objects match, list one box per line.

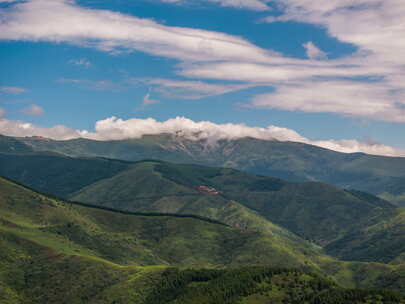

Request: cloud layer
left=1, top=0, right=404, bottom=123
left=0, top=116, right=403, bottom=156
left=0, top=118, right=82, bottom=140
left=0, top=0, right=404, bottom=154
left=0, top=0, right=272, bottom=62
left=160, top=0, right=271, bottom=11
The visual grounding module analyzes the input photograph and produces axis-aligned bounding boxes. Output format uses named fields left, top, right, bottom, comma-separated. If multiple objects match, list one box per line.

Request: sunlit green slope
left=1, top=177, right=405, bottom=304
left=71, top=161, right=396, bottom=249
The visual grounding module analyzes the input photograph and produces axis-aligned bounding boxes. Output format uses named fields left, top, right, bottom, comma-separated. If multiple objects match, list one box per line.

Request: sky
left=0, top=0, right=405, bottom=156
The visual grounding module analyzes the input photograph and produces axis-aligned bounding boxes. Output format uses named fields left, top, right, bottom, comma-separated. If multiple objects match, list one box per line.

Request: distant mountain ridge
left=10, top=133, right=405, bottom=206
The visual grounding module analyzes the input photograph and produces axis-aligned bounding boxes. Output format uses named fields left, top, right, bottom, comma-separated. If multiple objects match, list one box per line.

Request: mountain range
left=11, top=134, right=405, bottom=207
left=1, top=133, right=405, bottom=303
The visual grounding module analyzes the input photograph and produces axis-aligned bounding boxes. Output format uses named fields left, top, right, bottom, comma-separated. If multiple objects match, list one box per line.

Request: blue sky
left=0, top=0, right=404, bottom=155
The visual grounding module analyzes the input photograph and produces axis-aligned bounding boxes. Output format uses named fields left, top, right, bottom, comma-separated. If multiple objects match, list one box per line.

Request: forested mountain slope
left=0, top=146, right=402, bottom=264
left=15, top=134, right=405, bottom=206
left=1, top=177, right=404, bottom=304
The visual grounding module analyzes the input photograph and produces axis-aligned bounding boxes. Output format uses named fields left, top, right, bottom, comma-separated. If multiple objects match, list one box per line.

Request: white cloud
left=20, top=104, right=44, bottom=116
left=69, top=58, right=91, bottom=68
left=265, top=0, right=405, bottom=64
left=302, top=41, right=327, bottom=60
left=0, top=86, right=26, bottom=94
left=252, top=80, right=405, bottom=122
left=0, top=108, right=5, bottom=118
left=142, top=93, right=160, bottom=106
left=58, top=78, right=118, bottom=91
left=81, top=116, right=307, bottom=143
left=0, top=0, right=273, bottom=62
left=208, top=0, right=270, bottom=10
left=262, top=1, right=405, bottom=73
left=177, top=0, right=405, bottom=122
left=1, top=116, right=402, bottom=156
left=134, top=78, right=252, bottom=99
left=0, top=118, right=81, bottom=140
left=159, top=0, right=270, bottom=10
left=1, top=0, right=404, bottom=123
left=178, top=61, right=384, bottom=83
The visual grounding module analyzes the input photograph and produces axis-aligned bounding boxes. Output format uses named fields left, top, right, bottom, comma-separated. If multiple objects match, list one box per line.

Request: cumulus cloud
left=81, top=116, right=308, bottom=143
left=0, top=116, right=403, bottom=156
left=20, top=104, right=44, bottom=116
left=0, top=118, right=81, bottom=140
left=302, top=41, right=327, bottom=60
left=0, top=86, right=26, bottom=94
left=134, top=78, right=252, bottom=99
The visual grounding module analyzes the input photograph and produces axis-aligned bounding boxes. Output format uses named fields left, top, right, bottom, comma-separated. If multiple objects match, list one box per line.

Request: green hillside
left=0, top=152, right=130, bottom=197
left=18, top=134, right=405, bottom=206
left=0, top=148, right=402, bottom=265
left=0, top=135, right=32, bottom=153
left=0, top=176, right=323, bottom=270
left=71, top=161, right=397, bottom=249
left=326, top=208, right=405, bottom=264
left=1, top=177, right=404, bottom=303
left=143, top=267, right=405, bottom=304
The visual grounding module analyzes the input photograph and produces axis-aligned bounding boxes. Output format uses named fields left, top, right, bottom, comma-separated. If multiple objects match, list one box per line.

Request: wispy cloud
left=159, top=0, right=271, bottom=11
left=68, top=58, right=91, bottom=68
left=58, top=78, right=118, bottom=91
left=252, top=80, right=405, bottom=122
left=20, top=104, right=44, bottom=116
left=0, top=0, right=273, bottom=62
left=133, top=78, right=252, bottom=99
left=0, top=0, right=404, bottom=123
left=0, top=86, right=26, bottom=94
left=142, top=93, right=160, bottom=106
